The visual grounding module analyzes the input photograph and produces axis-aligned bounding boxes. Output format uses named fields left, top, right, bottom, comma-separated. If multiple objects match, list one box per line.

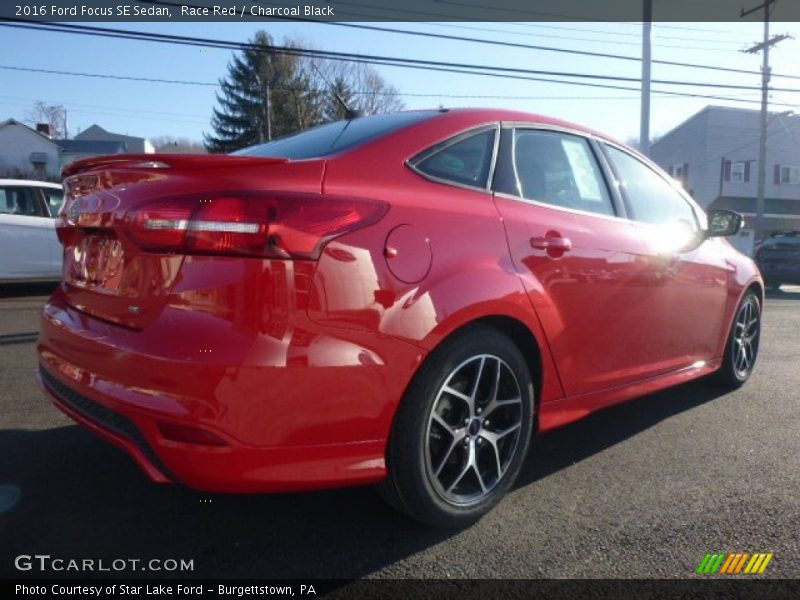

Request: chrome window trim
left=406, top=123, right=500, bottom=194
left=493, top=191, right=636, bottom=224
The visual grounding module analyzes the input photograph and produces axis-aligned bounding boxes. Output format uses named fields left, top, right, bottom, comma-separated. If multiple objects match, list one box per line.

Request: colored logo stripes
left=696, top=552, right=773, bottom=574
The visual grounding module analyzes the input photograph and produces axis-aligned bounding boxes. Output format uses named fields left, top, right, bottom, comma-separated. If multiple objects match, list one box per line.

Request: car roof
left=429, top=107, right=625, bottom=144
left=0, top=179, right=62, bottom=189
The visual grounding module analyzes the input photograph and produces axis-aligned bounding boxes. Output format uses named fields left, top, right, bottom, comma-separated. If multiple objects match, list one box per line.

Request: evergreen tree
left=204, top=32, right=305, bottom=153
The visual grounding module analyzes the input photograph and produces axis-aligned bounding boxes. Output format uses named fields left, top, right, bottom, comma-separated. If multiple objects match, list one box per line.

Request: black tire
left=378, top=324, right=535, bottom=527
left=713, top=290, right=761, bottom=388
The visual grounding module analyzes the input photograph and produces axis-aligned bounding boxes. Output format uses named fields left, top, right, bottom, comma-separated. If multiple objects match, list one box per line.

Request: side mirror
left=705, top=209, right=743, bottom=238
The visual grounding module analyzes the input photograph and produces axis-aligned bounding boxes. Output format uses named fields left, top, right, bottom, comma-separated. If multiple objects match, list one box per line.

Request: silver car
left=0, top=179, right=64, bottom=282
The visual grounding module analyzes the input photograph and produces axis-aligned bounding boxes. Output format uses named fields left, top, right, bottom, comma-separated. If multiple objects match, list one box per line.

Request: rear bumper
left=37, top=286, right=423, bottom=492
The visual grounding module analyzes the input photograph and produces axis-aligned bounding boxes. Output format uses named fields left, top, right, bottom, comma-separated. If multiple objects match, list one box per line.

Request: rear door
left=0, top=185, right=56, bottom=280
left=492, top=126, right=675, bottom=397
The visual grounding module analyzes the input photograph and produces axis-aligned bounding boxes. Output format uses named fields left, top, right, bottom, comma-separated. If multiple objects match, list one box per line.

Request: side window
left=604, top=145, right=698, bottom=228
left=0, top=187, right=41, bottom=216
left=41, top=188, right=65, bottom=217
left=412, top=128, right=496, bottom=189
left=512, top=130, right=614, bottom=216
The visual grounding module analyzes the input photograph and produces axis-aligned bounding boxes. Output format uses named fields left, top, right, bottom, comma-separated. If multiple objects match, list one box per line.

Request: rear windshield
left=233, top=111, right=441, bottom=159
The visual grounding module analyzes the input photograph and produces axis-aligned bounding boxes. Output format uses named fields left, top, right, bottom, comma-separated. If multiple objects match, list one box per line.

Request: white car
left=0, top=179, right=65, bottom=282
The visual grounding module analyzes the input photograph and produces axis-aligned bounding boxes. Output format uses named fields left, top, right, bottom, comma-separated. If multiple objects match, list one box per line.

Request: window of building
left=411, top=128, right=496, bottom=189
left=731, top=162, right=745, bottom=182
left=779, top=165, right=800, bottom=184
left=724, top=160, right=751, bottom=183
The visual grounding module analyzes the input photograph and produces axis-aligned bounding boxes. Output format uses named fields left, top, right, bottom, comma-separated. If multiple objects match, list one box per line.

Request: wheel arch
left=472, top=315, right=544, bottom=426
left=404, top=309, right=561, bottom=435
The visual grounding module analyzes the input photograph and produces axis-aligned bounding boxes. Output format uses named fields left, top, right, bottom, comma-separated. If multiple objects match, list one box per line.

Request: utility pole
left=639, top=0, right=652, bottom=156
left=741, top=0, right=790, bottom=242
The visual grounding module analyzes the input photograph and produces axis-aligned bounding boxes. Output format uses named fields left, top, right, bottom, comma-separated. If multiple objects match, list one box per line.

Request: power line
left=5, top=20, right=800, bottom=95
left=0, top=93, right=212, bottom=119
left=455, top=20, right=754, bottom=41
left=257, top=0, right=763, bottom=36
left=0, top=98, right=210, bottom=125
left=98, top=2, right=800, bottom=79
left=326, top=12, right=746, bottom=50
left=3, top=58, right=796, bottom=112
left=297, top=20, right=800, bottom=80
left=0, top=69, right=761, bottom=104
left=0, top=64, right=217, bottom=87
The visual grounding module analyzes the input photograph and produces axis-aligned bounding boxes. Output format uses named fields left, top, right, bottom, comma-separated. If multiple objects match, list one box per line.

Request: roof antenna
left=308, top=59, right=361, bottom=120
left=333, top=89, right=361, bottom=120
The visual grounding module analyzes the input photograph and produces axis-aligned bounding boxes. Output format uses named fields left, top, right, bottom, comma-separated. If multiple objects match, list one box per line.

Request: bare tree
left=299, top=52, right=405, bottom=122
left=27, top=101, right=68, bottom=138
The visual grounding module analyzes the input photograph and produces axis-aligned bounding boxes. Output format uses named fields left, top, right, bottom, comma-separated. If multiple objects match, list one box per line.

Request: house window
left=669, top=163, right=689, bottom=186
left=731, top=162, right=745, bottom=182
left=724, top=160, right=750, bottom=183
left=779, top=165, right=800, bottom=184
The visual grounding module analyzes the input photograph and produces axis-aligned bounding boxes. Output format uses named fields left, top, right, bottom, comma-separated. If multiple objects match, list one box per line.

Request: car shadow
left=516, top=379, right=730, bottom=487
left=765, top=285, right=800, bottom=300
left=0, top=282, right=59, bottom=299
left=0, top=379, right=729, bottom=580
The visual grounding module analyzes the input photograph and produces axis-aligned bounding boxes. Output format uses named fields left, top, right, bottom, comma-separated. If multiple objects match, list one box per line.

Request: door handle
left=530, top=236, right=572, bottom=252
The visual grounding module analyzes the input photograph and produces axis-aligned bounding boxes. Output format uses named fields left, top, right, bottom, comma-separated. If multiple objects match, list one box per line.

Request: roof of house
left=54, top=139, right=128, bottom=154
left=75, top=124, right=147, bottom=144
left=650, top=105, right=794, bottom=151
left=0, top=118, right=58, bottom=142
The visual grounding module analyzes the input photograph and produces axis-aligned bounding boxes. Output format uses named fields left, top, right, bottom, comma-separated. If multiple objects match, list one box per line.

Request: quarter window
left=511, top=129, right=614, bottom=216
left=412, top=128, right=496, bottom=189
left=604, top=145, right=698, bottom=228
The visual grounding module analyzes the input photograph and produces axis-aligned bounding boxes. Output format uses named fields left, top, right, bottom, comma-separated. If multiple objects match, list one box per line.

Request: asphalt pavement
left=1, top=283, right=798, bottom=579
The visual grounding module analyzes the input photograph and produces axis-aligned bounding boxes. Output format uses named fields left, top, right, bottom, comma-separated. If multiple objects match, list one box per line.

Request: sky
left=1, top=18, right=799, bottom=147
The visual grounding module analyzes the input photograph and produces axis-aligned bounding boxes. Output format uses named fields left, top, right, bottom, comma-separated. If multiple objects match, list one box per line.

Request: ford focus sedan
left=37, top=109, right=762, bottom=527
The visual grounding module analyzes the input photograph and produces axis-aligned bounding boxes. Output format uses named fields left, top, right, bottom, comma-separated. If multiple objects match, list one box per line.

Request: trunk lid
left=58, top=153, right=325, bottom=329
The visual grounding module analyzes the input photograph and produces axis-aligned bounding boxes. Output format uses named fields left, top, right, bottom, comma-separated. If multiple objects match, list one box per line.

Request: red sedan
left=37, top=109, right=762, bottom=526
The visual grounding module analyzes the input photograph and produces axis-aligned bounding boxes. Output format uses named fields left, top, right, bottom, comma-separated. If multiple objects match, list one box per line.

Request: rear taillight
left=124, top=193, right=388, bottom=259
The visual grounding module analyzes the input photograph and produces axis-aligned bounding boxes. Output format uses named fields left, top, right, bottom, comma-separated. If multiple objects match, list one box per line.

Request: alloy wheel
left=732, top=296, right=760, bottom=379
left=424, top=354, right=524, bottom=506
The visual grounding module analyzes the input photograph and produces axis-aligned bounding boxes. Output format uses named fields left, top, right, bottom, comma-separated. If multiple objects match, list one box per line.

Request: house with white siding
left=0, top=119, right=62, bottom=179
left=0, top=119, right=153, bottom=180
left=650, top=106, right=800, bottom=253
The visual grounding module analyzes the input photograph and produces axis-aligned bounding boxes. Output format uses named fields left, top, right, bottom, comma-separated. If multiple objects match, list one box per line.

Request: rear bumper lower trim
left=39, top=365, right=175, bottom=482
